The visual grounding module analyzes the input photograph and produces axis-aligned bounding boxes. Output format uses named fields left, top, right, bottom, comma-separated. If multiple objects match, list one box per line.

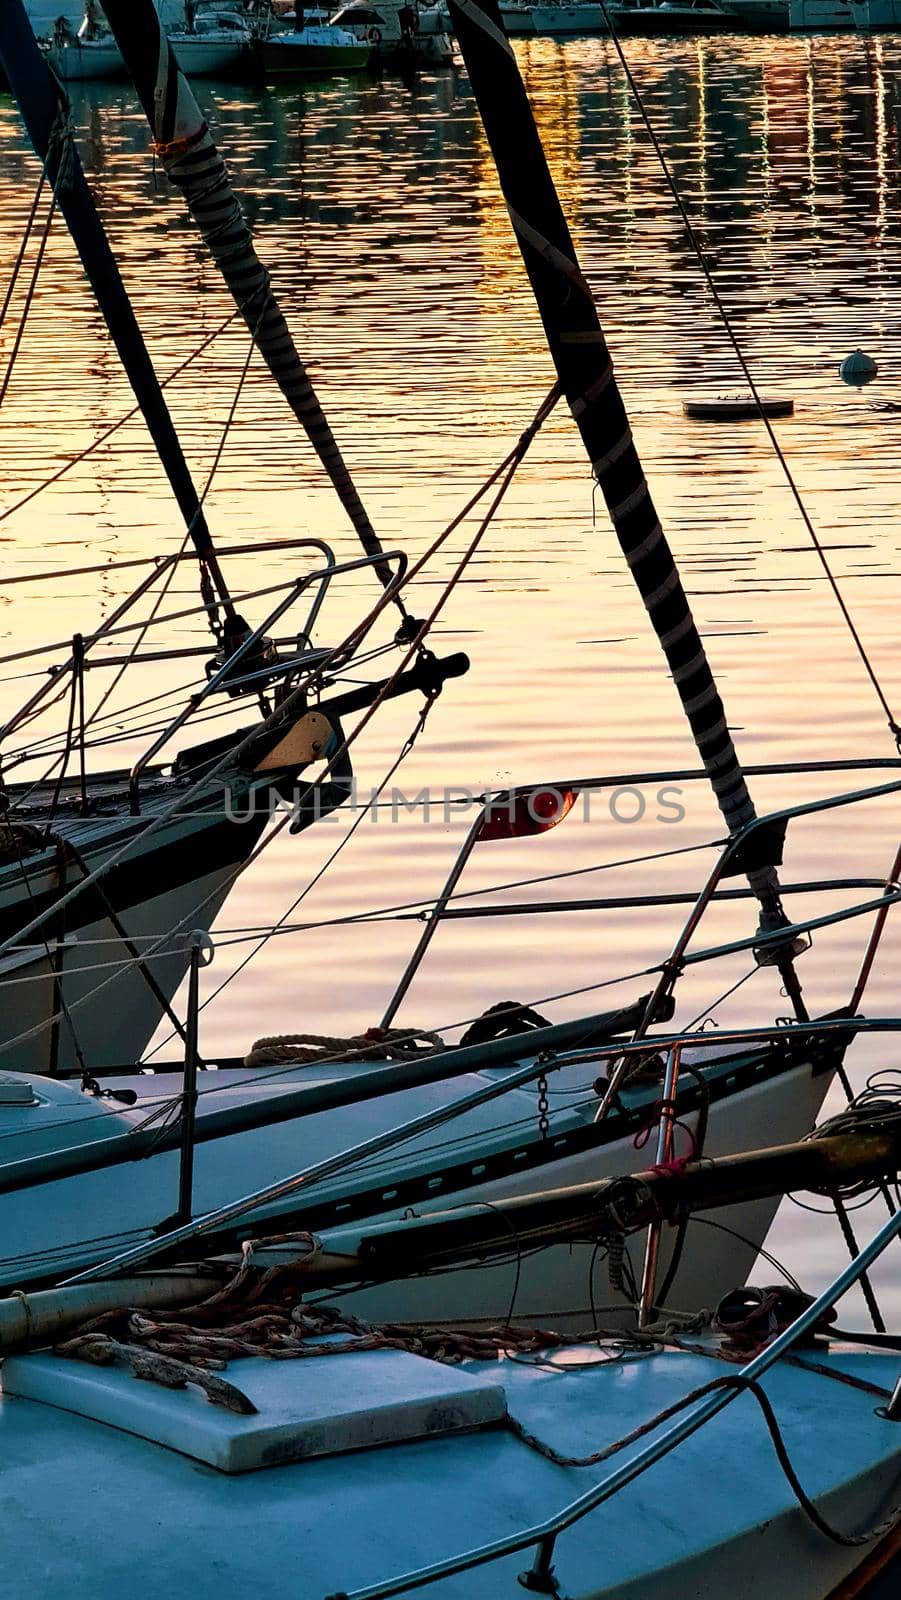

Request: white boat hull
left=42, top=35, right=246, bottom=80
left=165, top=37, right=248, bottom=75
left=0, top=861, right=238, bottom=1077
left=0, top=782, right=271, bottom=1077
left=0, top=1045, right=835, bottom=1327
left=790, top=0, right=901, bottom=23
left=789, top=0, right=852, bottom=24
left=502, top=1, right=739, bottom=31
left=848, top=0, right=901, bottom=24
left=42, top=42, right=125, bottom=80
left=500, top=4, right=602, bottom=34
left=720, top=0, right=788, bottom=23
left=330, top=1, right=455, bottom=59
left=316, top=1052, right=836, bottom=1328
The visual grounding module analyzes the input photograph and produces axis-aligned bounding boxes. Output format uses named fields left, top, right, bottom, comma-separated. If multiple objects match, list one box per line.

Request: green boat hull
left=257, top=39, right=371, bottom=77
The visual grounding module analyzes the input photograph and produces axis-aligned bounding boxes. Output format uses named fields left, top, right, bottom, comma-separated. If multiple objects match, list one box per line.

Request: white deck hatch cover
left=1, top=1345, right=508, bottom=1473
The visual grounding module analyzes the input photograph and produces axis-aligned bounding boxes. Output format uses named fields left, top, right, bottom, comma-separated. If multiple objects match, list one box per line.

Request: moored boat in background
left=852, top=0, right=901, bottom=23
left=719, top=0, right=788, bottom=25
left=789, top=0, right=851, bottom=23
left=40, top=3, right=252, bottom=81
left=254, top=20, right=374, bottom=76
left=330, top=0, right=455, bottom=65
left=614, top=0, right=737, bottom=33
left=494, top=0, right=742, bottom=35
left=41, top=17, right=125, bottom=81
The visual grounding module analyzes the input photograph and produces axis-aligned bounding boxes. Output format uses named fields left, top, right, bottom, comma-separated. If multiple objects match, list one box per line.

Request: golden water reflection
left=1, top=35, right=901, bottom=1303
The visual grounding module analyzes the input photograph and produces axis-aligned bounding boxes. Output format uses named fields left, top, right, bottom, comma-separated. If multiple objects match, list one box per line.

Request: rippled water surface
left=2, top=35, right=901, bottom=1307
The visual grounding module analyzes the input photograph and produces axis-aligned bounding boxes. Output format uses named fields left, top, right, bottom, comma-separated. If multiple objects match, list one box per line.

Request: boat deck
left=0, top=1342, right=897, bottom=1599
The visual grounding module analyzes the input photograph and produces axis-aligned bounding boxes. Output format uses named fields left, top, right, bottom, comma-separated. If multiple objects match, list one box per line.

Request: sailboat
left=41, top=4, right=252, bottom=83
left=1, top=13, right=899, bottom=1596
left=496, top=0, right=738, bottom=36
left=327, top=0, right=456, bottom=65
left=1, top=1103, right=901, bottom=1597
left=249, top=3, right=375, bottom=79
left=0, top=1, right=466, bottom=1075
left=0, top=0, right=896, bottom=1356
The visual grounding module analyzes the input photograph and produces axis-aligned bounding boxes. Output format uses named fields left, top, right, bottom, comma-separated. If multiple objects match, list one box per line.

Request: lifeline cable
left=505, top=1366, right=901, bottom=1550
left=143, top=685, right=444, bottom=1062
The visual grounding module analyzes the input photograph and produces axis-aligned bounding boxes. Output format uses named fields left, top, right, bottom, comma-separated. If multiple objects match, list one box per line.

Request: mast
left=0, top=3, right=234, bottom=619
left=100, top=0, right=400, bottom=601
left=447, top=0, right=804, bottom=1009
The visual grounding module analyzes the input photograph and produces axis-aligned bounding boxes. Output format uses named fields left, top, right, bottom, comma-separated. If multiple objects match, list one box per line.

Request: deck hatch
left=2, top=1344, right=507, bottom=1473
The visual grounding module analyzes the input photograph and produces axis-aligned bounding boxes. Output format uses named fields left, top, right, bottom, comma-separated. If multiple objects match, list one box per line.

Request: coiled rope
left=54, top=1233, right=568, bottom=1397
left=245, top=1027, right=446, bottom=1068
left=51, top=1232, right=901, bottom=1553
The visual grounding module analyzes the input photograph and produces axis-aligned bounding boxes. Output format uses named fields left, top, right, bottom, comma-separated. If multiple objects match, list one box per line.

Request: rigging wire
left=689, top=1215, right=804, bottom=1294
left=7, top=823, right=89, bottom=1078
left=170, top=834, right=725, bottom=948
left=42, top=641, right=80, bottom=837
left=3, top=635, right=395, bottom=765
left=143, top=689, right=444, bottom=1060
left=1, top=312, right=267, bottom=1021
left=0, top=181, right=57, bottom=414
left=3, top=635, right=397, bottom=763
left=0, top=826, right=727, bottom=966
left=81, top=308, right=264, bottom=738
left=0, top=306, right=241, bottom=529
left=0, top=171, right=46, bottom=330
left=598, top=1, right=901, bottom=747
left=2, top=636, right=400, bottom=772
left=682, top=967, right=758, bottom=1033
left=0, top=383, right=564, bottom=1060
left=0, top=952, right=660, bottom=1146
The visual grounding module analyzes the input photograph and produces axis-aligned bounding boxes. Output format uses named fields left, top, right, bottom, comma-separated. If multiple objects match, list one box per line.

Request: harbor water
left=1, top=34, right=901, bottom=1315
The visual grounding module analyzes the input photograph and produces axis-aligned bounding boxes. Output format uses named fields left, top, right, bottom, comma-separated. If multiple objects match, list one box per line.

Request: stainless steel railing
left=334, top=1195, right=901, bottom=1600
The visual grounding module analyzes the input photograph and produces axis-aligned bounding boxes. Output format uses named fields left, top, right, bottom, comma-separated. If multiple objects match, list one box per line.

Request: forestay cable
left=597, top=1, right=901, bottom=746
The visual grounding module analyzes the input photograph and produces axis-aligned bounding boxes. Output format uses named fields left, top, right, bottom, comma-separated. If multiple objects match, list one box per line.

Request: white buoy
left=839, top=350, right=878, bottom=387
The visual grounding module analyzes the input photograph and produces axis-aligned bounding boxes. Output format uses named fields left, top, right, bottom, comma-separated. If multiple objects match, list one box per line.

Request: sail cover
left=0, top=3, right=228, bottom=601
left=447, top=0, right=785, bottom=906
left=100, top=0, right=395, bottom=593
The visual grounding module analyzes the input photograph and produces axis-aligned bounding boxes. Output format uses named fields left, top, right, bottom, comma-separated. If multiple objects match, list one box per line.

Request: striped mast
left=100, top=0, right=402, bottom=604
left=0, top=1, right=234, bottom=624
left=447, top=0, right=805, bottom=1012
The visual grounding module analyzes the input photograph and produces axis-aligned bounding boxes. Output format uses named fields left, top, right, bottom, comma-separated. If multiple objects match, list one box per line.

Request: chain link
left=537, top=1070, right=550, bottom=1140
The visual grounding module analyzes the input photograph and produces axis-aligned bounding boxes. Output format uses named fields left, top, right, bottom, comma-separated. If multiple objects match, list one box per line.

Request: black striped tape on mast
left=100, top=0, right=394, bottom=589
left=0, top=0, right=220, bottom=570
left=448, top=0, right=778, bottom=897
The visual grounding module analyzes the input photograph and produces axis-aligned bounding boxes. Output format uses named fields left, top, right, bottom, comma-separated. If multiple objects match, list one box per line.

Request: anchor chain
left=537, top=1070, right=550, bottom=1140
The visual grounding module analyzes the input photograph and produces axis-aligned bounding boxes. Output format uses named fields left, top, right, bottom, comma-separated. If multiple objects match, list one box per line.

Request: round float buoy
left=682, top=394, right=794, bottom=421
left=839, top=350, right=878, bottom=388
